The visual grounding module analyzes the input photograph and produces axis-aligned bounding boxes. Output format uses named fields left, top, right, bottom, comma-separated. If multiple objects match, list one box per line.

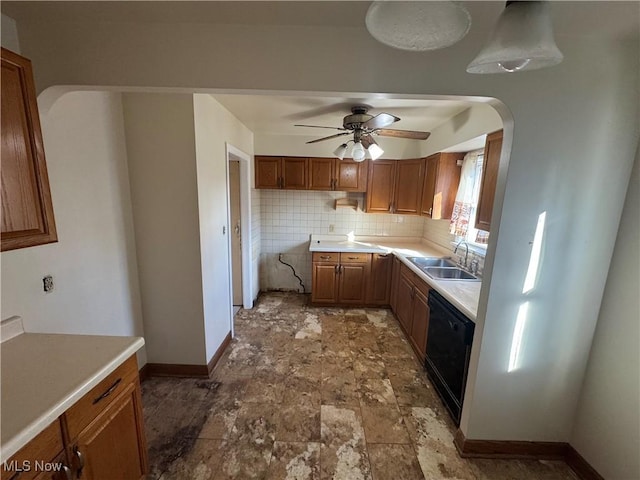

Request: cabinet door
left=335, top=160, right=368, bottom=192
left=1, top=48, right=57, bottom=251
left=395, top=272, right=414, bottom=334
left=410, top=287, right=430, bottom=362
left=390, top=256, right=402, bottom=313
left=308, top=158, right=334, bottom=190
left=255, top=156, right=281, bottom=189
left=282, top=157, right=308, bottom=189
left=366, top=160, right=396, bottom=213
left=366, top=253, right=392, bottom=305
left=312, top=263, right=339, bottom=304
left=71, top=381, right=147, bottom=480
left=475, top=130, right=503, bottom=232
left=421, top=154, right=439, bottom=217
left=393, top=159, right=424, bottom=215
left=338, top=263, right=369, bottom=304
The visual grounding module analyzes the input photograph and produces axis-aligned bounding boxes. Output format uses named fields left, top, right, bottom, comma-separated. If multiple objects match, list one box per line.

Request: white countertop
left=0, top=332, right=144, bottom=461
left=309, top=235, right=481, bottom=320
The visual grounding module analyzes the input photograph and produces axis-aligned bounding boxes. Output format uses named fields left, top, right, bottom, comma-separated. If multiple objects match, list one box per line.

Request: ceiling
left=3, top=1, right=637, bottom=148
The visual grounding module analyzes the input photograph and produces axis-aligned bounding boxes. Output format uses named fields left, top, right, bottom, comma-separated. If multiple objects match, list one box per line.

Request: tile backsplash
left=258, top=189, right=424, bottom=291
left=257, top=189, right=486, bottom=292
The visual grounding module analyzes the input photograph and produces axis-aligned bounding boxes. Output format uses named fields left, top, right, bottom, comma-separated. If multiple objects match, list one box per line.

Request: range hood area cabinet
left=307, top=157, right=368, bottom=192
left=254, top=156, right=308, bottom=189
left=365, top=159, right=424, bottom=215
left=475, top=130, right=503, bottom=232
left=1, top=48, right=58, bottom=251
left=421, top=152, right=464, bottom=219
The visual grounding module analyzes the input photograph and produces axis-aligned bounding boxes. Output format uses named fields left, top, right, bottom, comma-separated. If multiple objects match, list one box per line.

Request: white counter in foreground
left=0, top=331, right=144, bottom=461
left=309, top=235, right=481, bottom=320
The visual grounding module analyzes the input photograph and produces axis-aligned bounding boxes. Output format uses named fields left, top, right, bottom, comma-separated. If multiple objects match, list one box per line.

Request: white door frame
left=225, top=143, right=253, bottom=318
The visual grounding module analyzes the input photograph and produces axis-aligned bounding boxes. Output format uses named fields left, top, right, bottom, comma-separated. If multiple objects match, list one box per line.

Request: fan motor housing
left=343, top=106, right=373, bottom=130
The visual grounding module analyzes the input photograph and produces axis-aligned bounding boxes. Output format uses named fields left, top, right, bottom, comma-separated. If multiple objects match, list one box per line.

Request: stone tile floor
left=142, top=292, right=578, bottom=480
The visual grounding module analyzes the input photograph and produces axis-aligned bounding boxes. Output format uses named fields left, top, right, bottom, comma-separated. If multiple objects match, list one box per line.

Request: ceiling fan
left=295, top=105, right=430, bottom=161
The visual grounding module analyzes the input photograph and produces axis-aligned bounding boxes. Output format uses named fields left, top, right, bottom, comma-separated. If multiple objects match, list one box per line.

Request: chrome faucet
left=454, top=239, right=469, bottom=268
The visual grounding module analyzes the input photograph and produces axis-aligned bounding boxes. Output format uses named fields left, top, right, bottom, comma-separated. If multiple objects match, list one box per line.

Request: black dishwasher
left=425, top=289, right=475, bottom=425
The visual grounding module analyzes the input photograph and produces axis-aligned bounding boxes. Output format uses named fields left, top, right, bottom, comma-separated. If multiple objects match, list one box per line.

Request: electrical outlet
left=329, top=224, right=335, bottom=232
left=43, top=275, right=54, bottom=293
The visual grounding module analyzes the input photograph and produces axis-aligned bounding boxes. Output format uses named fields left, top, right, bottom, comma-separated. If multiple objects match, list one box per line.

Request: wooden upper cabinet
left=255, top=156, right=308, bottom=189
left=308, top=157, right=334, bottom=190
left=255, top=156, right=281, bottom=189
left=421, top=152, right=464, bottom=219
left=366, top=159, right=424, bottom=215
left=308, top=158, right=368, bottom=191
left=394, top=159, right=425, bottom=215
left=335, top=160, right=367, bottom=192
left=475, top=130, right=503, bottom=232
left=281, top=157, right=308, bottom=189
left=366, top=160, right=396, bottom=213
left=1, top=48, right=57, bottom=252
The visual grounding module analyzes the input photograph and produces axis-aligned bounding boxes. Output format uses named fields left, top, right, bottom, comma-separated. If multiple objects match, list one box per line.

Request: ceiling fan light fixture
left=365, top=1, right=471, bottom=51
left=334, top=143, right=349, bottom=160
left=367, top=143, right=384, bottom=161
left=466, top=1, right=563, bottom=74
left=351, top=142, right=366, bottom=162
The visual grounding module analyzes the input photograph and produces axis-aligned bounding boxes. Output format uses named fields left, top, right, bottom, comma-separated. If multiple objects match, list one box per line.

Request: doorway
left=229, top=159, right=243, bottom=309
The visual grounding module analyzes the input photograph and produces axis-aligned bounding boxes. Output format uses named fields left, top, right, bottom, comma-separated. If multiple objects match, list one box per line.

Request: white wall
left=570, top=148, right=639, bottom=480
left=1, top=91, right=146, bottom=364
left=11, top=3, right=640, bottom=445
left=192, top=94, right=254, bottom=361
left=1, top=13, right=20, bottom=52
left=122, top=93, right=206, bottom=366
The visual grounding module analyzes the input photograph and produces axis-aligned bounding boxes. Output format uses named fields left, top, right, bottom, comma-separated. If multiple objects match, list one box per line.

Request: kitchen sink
left=407, top=257, right=458, bottom=268
left=424, top=267, right=480, bottom=281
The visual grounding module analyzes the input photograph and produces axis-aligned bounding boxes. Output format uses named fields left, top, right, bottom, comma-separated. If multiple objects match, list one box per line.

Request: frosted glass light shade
left=351, top=142, right=366, bottom=162
left=467, top=1, right=563, bottom=74
left=367, top=143, right=384, bottom=161
left=366, top=1, right=471, bottom=51
left=334, top=143, right=348, bottom=160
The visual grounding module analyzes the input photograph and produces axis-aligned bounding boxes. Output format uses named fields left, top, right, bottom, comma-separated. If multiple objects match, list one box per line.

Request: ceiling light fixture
left=351, top=142, right=366, bottom=162
left=333, top=143, right=349, bottom=160
left=361, top=136, right=384, bottom=161
left=467, top=1, right=563, bottom=74
left=365, top=1, right=471, bottom=51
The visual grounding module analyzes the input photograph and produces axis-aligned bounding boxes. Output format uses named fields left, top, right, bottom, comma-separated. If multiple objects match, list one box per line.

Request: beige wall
left=192, top=94, right=254, bottom=360
left=1, top=13, right=20, bottom=52
left=570, top=148, right=640, bottom=479
left=122, top=93, right=206, bottom=365
left=1, top=91, right=146, bottom=364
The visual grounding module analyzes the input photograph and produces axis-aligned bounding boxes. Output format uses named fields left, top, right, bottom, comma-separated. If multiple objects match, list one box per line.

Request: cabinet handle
left=62, top=464, right=73, bottom=480
left=340, top=265, right=344, bottom=274
left=334, top=265, right=339, bottom=274
left=92, top=377, right=122, bottom=405
left=347, top=256, right=359, bottom=260
left=320, top=255, right=331, bottom=260
left=73, top=446, right=85, bottom=478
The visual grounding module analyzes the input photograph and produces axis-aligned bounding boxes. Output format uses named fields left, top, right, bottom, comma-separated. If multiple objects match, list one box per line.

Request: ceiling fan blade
left=306, top=132, right=351, bottom=144
left=362, top=112, right=400, bottom=130
left=375, top=128, right=431, bottom=140
left=295, top=124, right=347, bottom=131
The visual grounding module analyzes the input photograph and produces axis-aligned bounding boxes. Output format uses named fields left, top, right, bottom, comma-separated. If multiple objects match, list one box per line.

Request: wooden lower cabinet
left=311, top=252, right=371, bottom=305
left=389, top=255, right=402, bottom=312
left=1, top=356, right=147, bottom=480
left=366, top=253, right=393, bottom=305
left=391, top=263, right=432, bottom=362
left=70, top=382, right=147, bottom=480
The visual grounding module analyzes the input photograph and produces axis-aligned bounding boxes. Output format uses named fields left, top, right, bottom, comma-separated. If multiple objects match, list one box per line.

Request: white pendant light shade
left=366, top=1, right=471, bottom=51
left=467, top=1, right=563, bottom=74
left=367, top=143, right=384, bottom=161
left=334, top=143, right=348, bottom=160
left=351, top=142, right=366, bottom=162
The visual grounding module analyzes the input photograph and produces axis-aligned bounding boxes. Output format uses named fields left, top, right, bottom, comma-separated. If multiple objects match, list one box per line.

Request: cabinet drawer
left=312, top=252, right=339, bottom=263
left=65, top=355, right=138, bottom=440
left=1, top=420, right=64, bottom=480
left=339, top=253, right=370, bottom=263
left=413, top=276, right=430, bottom=297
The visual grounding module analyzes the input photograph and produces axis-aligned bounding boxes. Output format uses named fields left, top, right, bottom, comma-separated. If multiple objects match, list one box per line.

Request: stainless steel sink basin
left=407, top=257, right=457, bottom=268
left=424, top=267, right=480, bottom=281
